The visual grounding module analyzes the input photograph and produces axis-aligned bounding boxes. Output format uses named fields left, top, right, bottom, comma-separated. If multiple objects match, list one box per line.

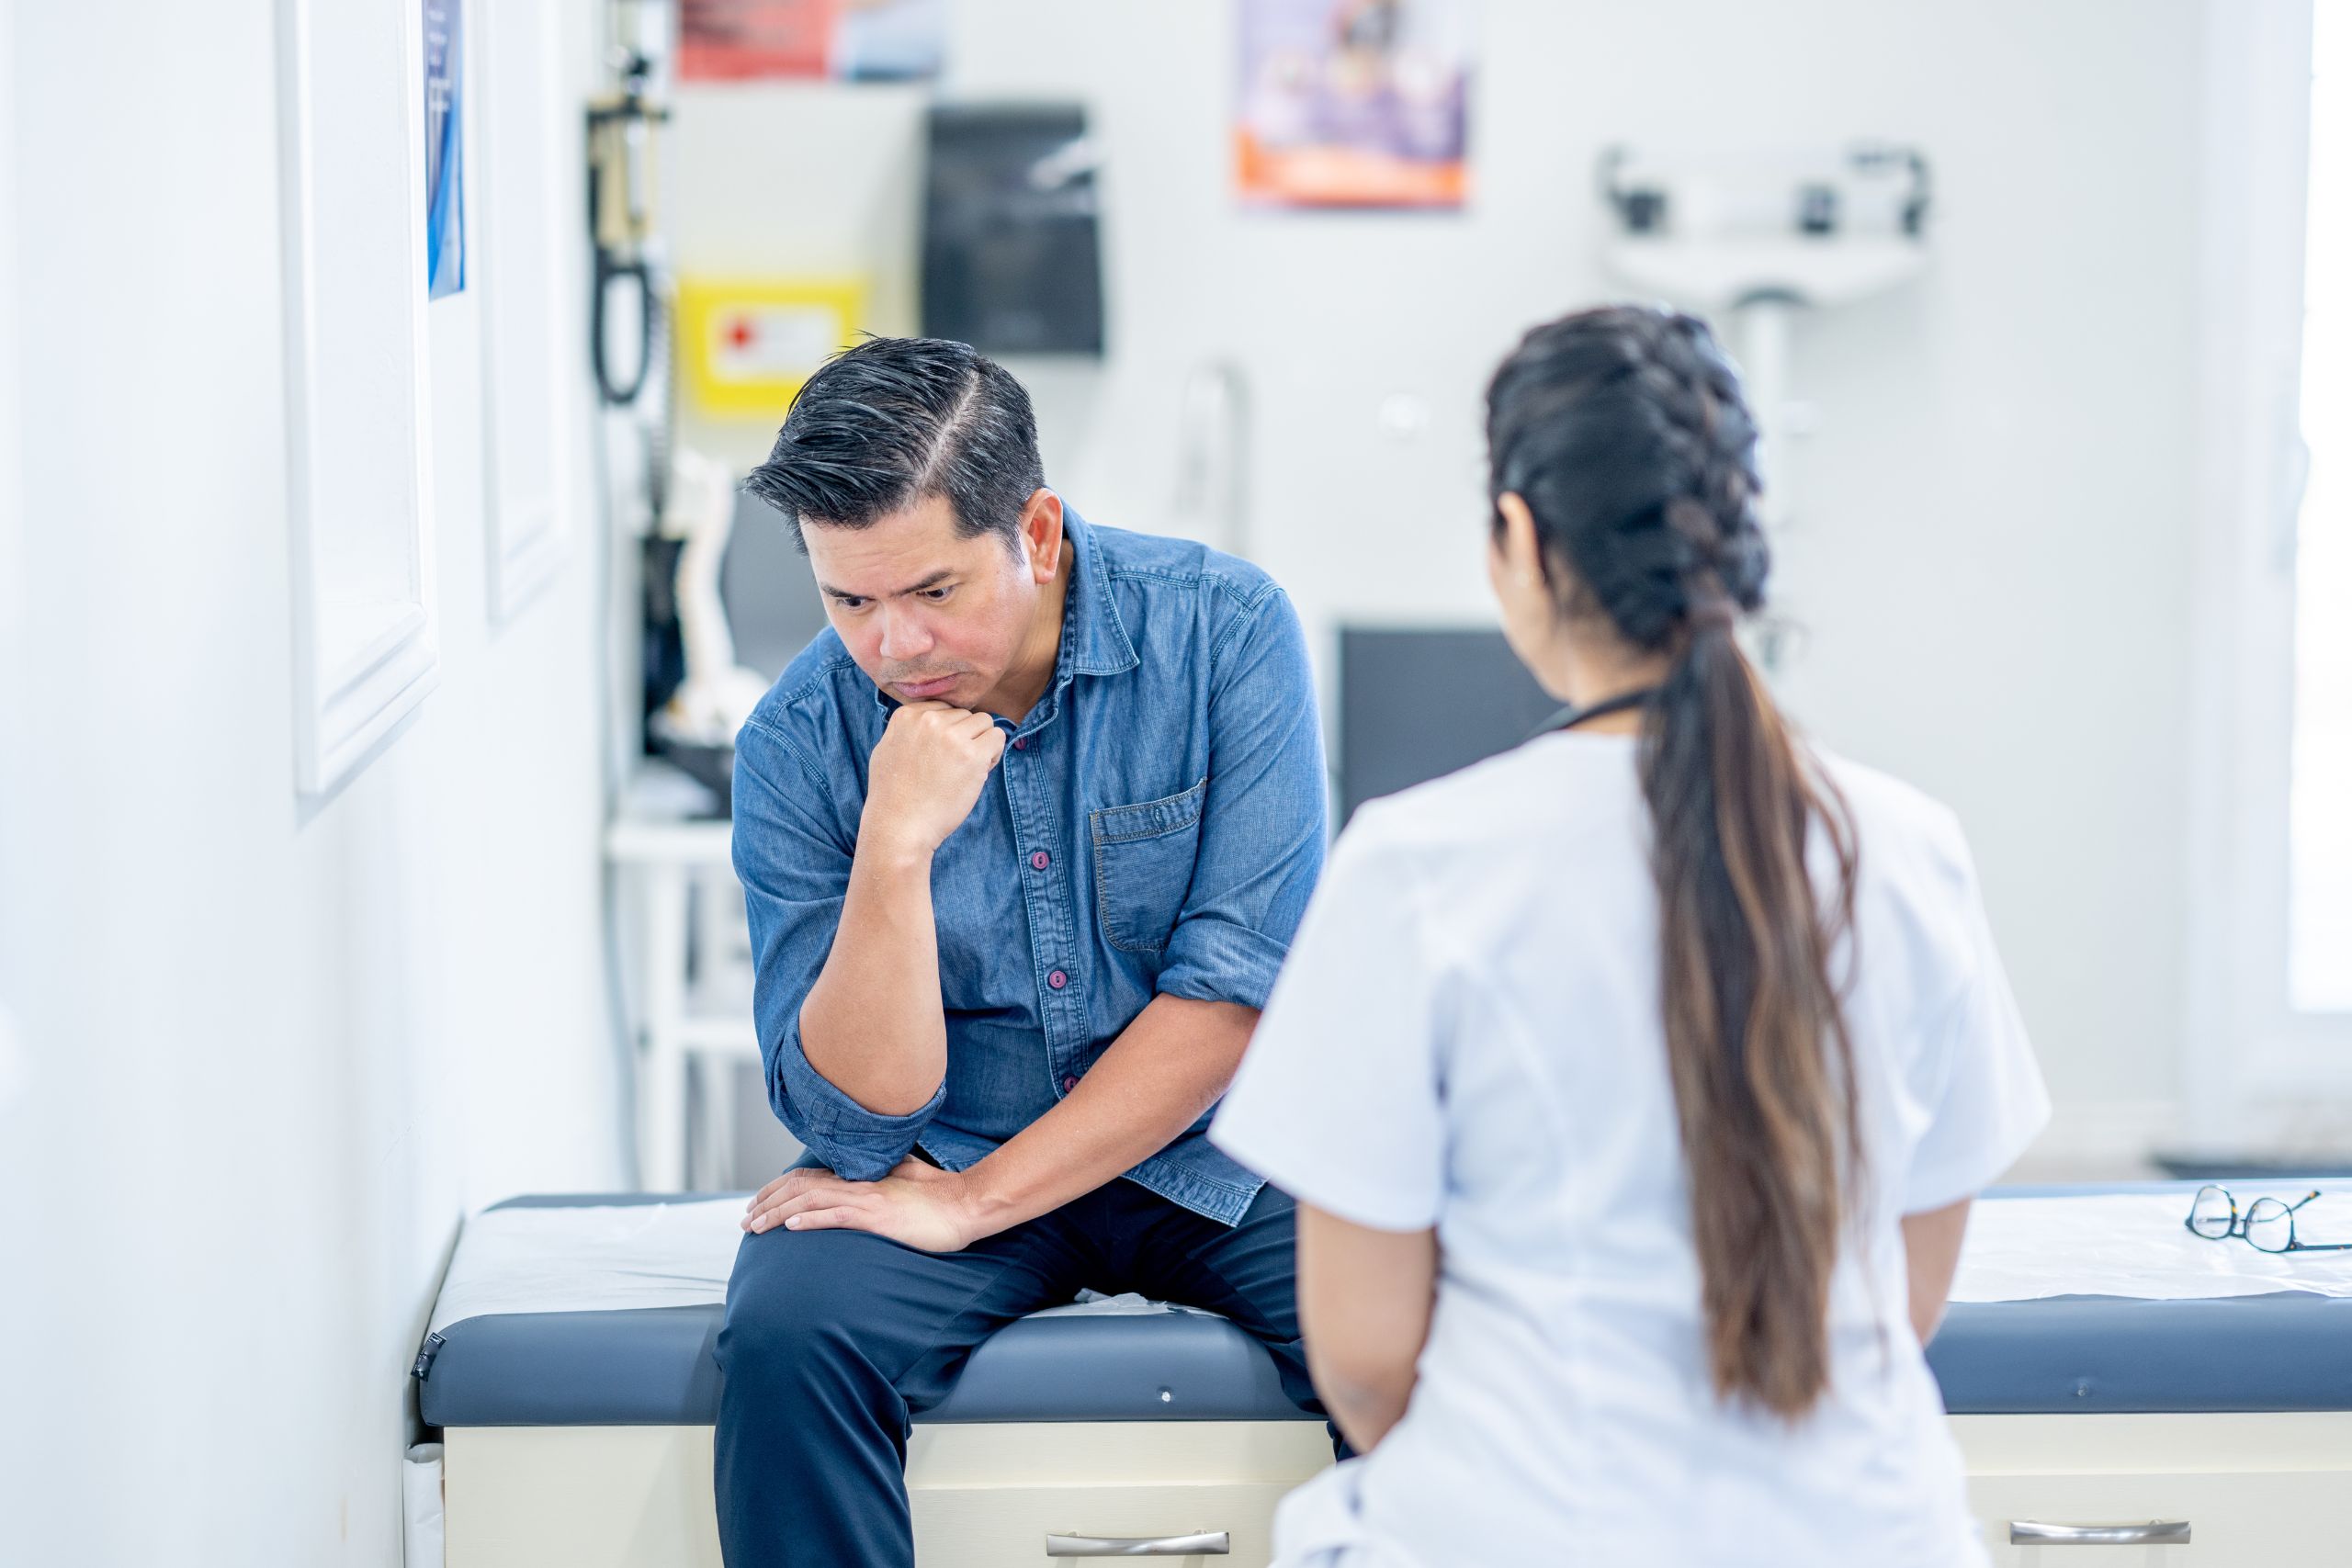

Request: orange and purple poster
left=1235, top=0, right=1473, bottom=210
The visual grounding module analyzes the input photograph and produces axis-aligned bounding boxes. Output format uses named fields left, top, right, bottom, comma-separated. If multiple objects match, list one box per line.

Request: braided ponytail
left=1487, top=306, right=1861, bottom=1418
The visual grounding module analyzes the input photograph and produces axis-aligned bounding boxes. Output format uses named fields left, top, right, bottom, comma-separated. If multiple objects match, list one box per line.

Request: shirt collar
left=866, top=502, right=1138, bottom=716
left=1058, top=506, right=1140, bottom=679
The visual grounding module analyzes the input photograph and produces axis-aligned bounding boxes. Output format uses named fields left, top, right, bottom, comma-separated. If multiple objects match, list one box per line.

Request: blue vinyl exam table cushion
left=413, top=1186, right=2352, bottom=1428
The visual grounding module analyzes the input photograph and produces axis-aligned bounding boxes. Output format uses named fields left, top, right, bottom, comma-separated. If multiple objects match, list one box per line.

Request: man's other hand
left=861, top=702, right=1007, bottom=858
left=741, top=1157, right=982, bottom=1252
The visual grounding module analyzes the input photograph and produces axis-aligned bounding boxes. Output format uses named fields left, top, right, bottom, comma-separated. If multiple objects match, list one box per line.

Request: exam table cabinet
left=435, top=1416, right=2352, bottom=1567
left=418, top=1190, right=2352, bottom=1567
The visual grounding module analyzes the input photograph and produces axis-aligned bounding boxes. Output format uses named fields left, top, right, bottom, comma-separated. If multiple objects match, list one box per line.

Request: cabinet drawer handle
left=1046, top=1531, right=1231, bottom=1556
left=2008, top=1519, right=2191, bottom=1546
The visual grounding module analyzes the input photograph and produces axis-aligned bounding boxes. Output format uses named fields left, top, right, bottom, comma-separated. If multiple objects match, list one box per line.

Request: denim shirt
left=729, top=510, right=1329, bottom=1225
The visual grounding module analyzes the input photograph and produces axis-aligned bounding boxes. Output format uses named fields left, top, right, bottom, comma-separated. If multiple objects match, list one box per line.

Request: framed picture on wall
left=274, top=0, right=441, bottom=798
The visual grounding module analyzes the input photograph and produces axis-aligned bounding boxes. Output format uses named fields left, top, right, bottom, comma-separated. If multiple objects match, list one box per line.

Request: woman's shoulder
left=1810, top=749, right=1980, bottom=903
left=1333, top=734, right=1642, bottom=886
left=1807, top=749, right=2007, bottom=1027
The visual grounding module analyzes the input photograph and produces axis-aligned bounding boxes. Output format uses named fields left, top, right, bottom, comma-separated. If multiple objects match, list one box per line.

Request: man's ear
left=1019, top=489, right=1066, bottom=583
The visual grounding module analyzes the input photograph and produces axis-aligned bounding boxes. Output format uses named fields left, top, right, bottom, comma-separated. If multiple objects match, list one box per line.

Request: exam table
left=413, top=1183, right=2352, bottom=1565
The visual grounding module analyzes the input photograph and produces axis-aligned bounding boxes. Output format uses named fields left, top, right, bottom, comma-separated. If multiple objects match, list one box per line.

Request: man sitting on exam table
left=718, top=336, right=1330, bottom=1568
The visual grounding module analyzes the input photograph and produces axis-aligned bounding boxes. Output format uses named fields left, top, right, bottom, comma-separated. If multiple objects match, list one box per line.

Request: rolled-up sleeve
left=1155, top=586, right=1329, bottom=1010
left=733, top=718, right=944, bottom=1179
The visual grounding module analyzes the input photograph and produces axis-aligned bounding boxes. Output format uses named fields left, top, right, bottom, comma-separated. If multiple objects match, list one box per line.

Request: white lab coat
left=1211, top=731, right=2050, bottom=1568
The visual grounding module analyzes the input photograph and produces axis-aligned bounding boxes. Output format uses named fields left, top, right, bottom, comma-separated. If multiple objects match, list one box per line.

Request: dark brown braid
left=1486, top=304, right=1863, bottom=1418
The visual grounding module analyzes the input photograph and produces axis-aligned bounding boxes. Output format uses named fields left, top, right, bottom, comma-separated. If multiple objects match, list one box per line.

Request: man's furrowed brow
left=819, top=570, right=956, bottom=600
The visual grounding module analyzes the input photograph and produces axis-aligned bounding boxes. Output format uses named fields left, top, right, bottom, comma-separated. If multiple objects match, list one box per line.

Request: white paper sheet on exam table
left=425, top=1188, right=2352, bottom=1337
left=1951, top=1189, right=2352, bottom=1302
left=427, top=1199, right=1219, bottom=1334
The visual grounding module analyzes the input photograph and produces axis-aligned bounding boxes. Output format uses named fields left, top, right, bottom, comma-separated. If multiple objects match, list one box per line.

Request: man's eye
left=834, top=597, right=869, bottom=611
left=921, top=587, right=954, bottom=603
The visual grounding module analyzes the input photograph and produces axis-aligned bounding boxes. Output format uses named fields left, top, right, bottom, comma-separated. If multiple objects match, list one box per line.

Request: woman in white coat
left=1211, top=304, right=2049, bottom=1567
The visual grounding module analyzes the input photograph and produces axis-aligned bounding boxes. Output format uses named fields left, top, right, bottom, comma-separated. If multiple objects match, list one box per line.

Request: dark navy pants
left=712, top=1166, right=1324, bottom=1568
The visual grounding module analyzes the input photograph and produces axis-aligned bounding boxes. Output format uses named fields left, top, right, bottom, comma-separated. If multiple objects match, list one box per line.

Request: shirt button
left=1047, top=969, right=1069, bottom=990
left=1012, top=737, right=1027, bottom=750
left=1062, top=1075, right=1079, bottom=1092
left=1030, top=850, right=1051, bottom=871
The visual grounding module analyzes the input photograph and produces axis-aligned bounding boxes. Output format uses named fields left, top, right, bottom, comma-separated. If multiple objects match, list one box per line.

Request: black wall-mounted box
left=922, top=104, right=1104, bottom=355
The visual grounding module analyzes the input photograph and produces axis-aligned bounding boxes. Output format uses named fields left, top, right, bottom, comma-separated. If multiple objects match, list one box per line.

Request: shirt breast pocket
left=1090, top=779, right=1209, bottom=954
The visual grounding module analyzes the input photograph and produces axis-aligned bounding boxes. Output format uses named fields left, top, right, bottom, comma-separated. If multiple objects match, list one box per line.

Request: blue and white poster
left=423, top=0, right=465, bottom=299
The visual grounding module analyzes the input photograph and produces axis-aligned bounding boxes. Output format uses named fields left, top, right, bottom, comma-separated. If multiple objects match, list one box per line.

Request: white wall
left=0, top=5, right=624, bottom=1564
left=667, top=0, right=2203, bottom=1162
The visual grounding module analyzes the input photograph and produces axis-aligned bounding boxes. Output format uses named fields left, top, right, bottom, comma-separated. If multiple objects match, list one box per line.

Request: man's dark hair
left=741, top=336, right=1045, bottom=552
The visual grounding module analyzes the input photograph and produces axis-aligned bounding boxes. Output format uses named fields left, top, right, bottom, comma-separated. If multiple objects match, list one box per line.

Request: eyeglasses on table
left=2184, top=1183, right=2352, bottom=1256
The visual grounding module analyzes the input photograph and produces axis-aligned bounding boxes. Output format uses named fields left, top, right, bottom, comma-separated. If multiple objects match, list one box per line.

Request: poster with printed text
left=679, top=0, right=946, bottom=83
left=1236, top=0, right=1472, bottom=209
left=423, top=0, right=466, bottom=298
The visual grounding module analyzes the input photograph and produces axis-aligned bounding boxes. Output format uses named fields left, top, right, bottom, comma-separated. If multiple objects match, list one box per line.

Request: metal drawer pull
left=1046, top=1530, right=1231, bottom=1556
left=2008, top=1519, right=2191, bottom=1546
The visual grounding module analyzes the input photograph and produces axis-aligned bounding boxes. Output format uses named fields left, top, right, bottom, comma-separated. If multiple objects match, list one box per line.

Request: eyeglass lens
left=2245, top=1197, right=2295, bottom=1253
left=2188, top=1184, right=2236, bottom=1239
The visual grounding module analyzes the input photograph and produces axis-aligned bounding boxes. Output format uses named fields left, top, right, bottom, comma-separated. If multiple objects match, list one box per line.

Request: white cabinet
left=445, top=1414, right=2352, bottom=1567
left=909, top=1424, right=1328, bottom=1568
left=444, top=1421, right=1329, bottom=1568
left=1955, top=1413, right=2352, bottom=1566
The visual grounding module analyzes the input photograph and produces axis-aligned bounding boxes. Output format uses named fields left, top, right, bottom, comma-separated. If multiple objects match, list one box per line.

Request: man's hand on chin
left=741, top=1157, right=984, bottom=1253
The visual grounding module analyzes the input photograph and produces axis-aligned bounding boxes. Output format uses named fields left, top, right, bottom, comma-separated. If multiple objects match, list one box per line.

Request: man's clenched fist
left=861, top=701, right=1007, bottom=858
